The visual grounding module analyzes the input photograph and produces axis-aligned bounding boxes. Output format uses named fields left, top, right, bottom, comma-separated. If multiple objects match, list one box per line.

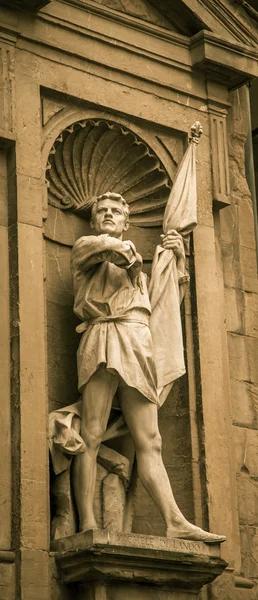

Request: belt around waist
left=76, top=314, right=149, bottom=333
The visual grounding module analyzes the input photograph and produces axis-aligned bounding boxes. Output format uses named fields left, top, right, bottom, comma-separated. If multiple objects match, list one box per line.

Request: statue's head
left=90, top=192, right=130, bottom=239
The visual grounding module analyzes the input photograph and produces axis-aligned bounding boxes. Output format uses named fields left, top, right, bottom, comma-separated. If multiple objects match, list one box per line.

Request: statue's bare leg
left=118, top=383, right=225, bottom=543
left=73, top=366, right=119, bottom=532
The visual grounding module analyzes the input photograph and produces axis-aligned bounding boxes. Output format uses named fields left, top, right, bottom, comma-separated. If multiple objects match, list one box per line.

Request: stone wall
left=0, top=1, right=258, bottom=599
left=212, top=85, right=258, bottom=599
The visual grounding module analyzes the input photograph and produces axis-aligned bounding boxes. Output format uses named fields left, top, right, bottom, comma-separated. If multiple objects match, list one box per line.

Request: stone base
left=51, top=529, right=227, bottom=599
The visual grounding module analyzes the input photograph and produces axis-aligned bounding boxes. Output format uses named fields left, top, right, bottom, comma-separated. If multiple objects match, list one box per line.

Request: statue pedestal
left=51, top=530, right=227, bottom=599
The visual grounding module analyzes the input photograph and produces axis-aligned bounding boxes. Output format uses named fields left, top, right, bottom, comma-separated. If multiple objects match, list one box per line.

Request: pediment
left=149, top=0, right=258, bottom=47
left=93, top=0, right=258, bottom=47
left=92, top=0, right=179, bottom=33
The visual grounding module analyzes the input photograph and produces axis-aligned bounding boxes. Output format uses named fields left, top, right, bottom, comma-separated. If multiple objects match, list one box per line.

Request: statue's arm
left=161, top=229, right=189, bottom=303
left=71, top=234, right=141, bottom=272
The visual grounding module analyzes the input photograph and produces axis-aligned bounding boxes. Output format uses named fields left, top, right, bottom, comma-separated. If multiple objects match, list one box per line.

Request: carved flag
left=149, top=122, right=202, bottom=407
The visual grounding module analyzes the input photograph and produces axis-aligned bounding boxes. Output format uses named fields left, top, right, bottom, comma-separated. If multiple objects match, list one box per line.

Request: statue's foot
left=79, top=521, right=98, bottom=533
left=166, top=523, right=226, bottom=544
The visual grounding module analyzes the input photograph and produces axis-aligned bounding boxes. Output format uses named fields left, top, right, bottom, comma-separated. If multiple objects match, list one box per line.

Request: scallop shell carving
left=46, top=119, right=172, bottom=226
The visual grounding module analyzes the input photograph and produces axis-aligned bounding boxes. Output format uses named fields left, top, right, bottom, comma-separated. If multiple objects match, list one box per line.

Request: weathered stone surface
left=101, top=583, right=201, bottom=600
left=98, top=444, right=130, bottom=483
left=50, top=555, right=73, bottom=600
left=17, top=172, right=46, bottom=228
left=224, top=84, right=258, bottom=598
left=103, top=473, right=126, bottom=531
left=51, top=466, right=77, bottom=541
left=209, top=569, right=256, bottom=600
left=52, top=529, right=226, bottom=596
left=193, top=224, right=239, bottom=565
left=0, top=562, right=15, bottom=600
left=234, top=427, right=258, bottom=480
left=0, top=224, right=11, bottom=550
left=18, top=223, right=49, bottom=550
left=225, top=287, right=244, bottom=334
left=231, top=379, right=258, bottom=429
left=239, top=247, right=258, bottom=294
left=221, top=239, right=240, bottom=289
left=245, top=337, right=258, bottom=384
left=228, top=334, right=258, bottom=429
left=228, top=332, right=250, bottom=383
left=0, top=44, right=15, bottom=136
left=240, top=525, right=258, bottom=580
left=51, top=528, right=223, bottom=558
left=237, top=474, right=258, bottom=528
left=46, top=239, right=73, bottom=306
left=47, top=300, right=79, bottom=412
left=95, top=0, right=178, bottom=31
left=15, top=54, right=42, bottom=189
left=224, top=287, right=258, bottom=344
left=243, top=292, right=258, bottom=338
left=0, top=148, right=8, bottom=226
left=219, top=204, right=238, bottom=244
left=209, top=112, right=230, bottom=208
left=2, top=1, right=258, bottom=599
left=238, top=201, right=257, bottom=251
left=44, top=206, right=91, bottom=249
left=50, top=446, right=131, bottom=537
left=19, top=549, right=49, bottom=600
left=94, top=463, right=107, bottom=530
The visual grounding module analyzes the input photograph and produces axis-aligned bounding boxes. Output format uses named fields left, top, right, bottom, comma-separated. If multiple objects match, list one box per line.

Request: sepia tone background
left=0, top=0, right=258, bottom=598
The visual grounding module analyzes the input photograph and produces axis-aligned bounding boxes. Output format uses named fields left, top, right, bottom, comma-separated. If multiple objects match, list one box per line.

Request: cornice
left=199, top=0, right=258, bottom=47
left=233, top=0, right=258, bottom=24
left=46, top=0, right=190, bottom=49
left=191, top=29, right=258, bottom=60
left=150, top=0, right=258, bottom=47
left=191, top=30, right=258, bottom=87
left=0, top=24, right=19, bottom=45
left=20, top=7, right=193, bottom=73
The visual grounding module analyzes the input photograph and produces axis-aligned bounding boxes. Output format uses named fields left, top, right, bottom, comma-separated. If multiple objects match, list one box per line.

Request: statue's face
left=91, top=199, right=129, bottom=238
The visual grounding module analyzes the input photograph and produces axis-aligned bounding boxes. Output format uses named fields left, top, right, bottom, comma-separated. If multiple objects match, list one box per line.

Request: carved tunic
left=71, top=234, right=158, bottom=404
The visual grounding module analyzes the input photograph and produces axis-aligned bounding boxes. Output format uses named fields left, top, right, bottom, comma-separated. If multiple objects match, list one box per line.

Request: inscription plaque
left=51, top=529, right=221, bottom=559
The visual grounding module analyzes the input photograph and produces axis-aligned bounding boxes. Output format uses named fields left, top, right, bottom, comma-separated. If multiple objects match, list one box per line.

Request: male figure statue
left=71, top=191, right=224, bottom=542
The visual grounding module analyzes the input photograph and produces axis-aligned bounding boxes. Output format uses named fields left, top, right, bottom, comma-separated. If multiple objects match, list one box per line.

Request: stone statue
left=65, top=190, right=225, bottom=543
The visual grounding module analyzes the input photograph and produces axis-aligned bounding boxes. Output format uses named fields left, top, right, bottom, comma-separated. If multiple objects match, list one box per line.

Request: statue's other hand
left=161, top=230, right=185, bottom=260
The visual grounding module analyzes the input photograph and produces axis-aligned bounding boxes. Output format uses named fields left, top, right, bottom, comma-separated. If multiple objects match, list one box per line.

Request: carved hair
left=91, top=192, right=130, bottom=222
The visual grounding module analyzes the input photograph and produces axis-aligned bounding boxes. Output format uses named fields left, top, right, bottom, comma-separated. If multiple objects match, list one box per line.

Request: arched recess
left=43, top=109, right=194, bottom=536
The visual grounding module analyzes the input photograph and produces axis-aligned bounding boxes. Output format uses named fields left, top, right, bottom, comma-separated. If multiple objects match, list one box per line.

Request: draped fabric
left=149, top=138, right=199, bottom=407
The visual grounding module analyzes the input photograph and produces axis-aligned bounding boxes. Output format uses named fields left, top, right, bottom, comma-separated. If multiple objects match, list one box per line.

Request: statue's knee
left=80, top=424, right=103, bottom=452
left=138, top=431, right=162, bottom=455
left=153, top=432, right=162, bottom=454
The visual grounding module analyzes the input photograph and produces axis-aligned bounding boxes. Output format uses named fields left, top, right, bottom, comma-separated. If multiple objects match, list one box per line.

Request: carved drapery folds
left=46, top=119, right=171, bottom=227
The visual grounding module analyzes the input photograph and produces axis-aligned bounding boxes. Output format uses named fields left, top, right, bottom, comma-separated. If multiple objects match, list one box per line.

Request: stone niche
left=43, top=101, right=196, bottom=539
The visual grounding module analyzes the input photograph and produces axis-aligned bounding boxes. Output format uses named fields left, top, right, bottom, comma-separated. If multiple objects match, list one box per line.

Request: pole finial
left=190, top=121, right=203, bottom=145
